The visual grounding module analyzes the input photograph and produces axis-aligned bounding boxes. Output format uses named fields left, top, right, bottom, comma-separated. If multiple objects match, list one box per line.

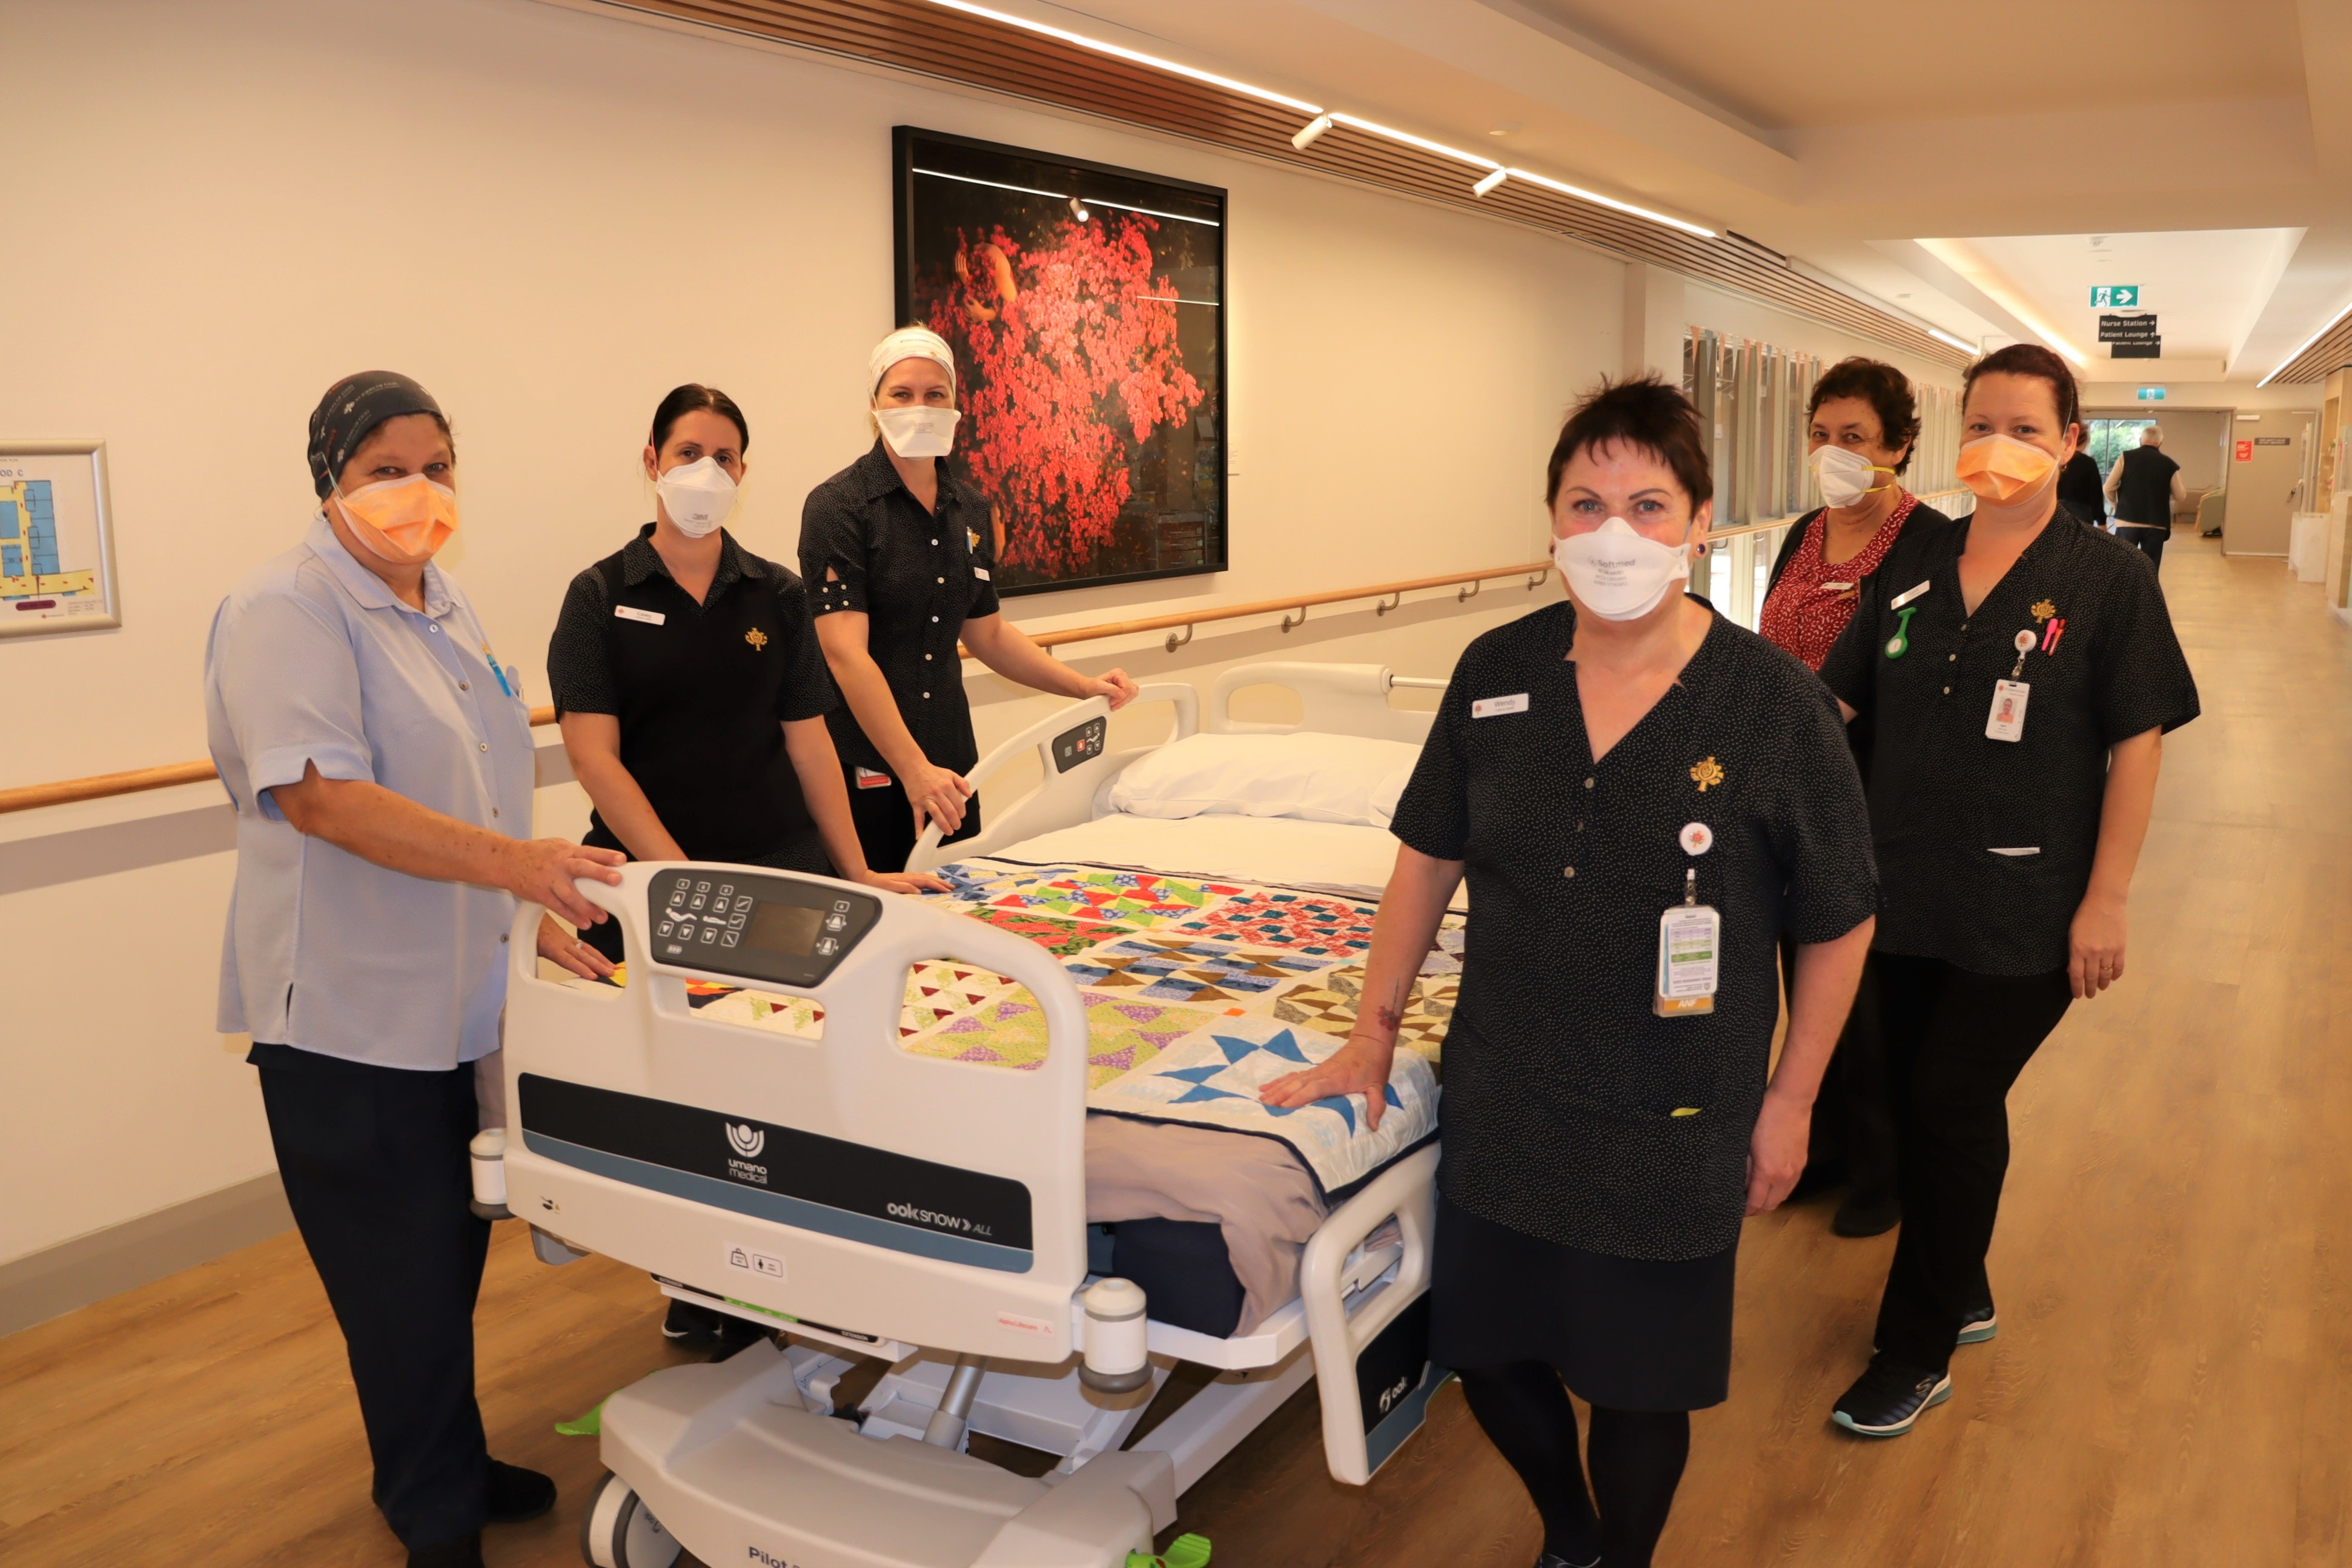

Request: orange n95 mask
left=333, top=473, right=459, bottom=565
left=1955, top=434, right=2058, bottom=506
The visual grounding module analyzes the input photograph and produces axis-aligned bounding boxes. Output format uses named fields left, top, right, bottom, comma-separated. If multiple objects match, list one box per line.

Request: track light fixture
left=1471, top=170, right=1508, bottom=197
left=1291, top=114, right=1334, bottom=151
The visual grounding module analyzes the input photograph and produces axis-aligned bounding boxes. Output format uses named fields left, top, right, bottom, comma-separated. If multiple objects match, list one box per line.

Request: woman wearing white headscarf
left=800, top=327, right=1139, bottom=873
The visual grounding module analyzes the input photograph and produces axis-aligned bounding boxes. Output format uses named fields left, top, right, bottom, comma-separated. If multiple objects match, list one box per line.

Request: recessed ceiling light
left=1489, top=122, right=1522, bottom=136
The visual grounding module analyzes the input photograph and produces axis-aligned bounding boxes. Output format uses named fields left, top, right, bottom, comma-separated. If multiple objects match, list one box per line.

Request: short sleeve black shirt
left=1819, top=512, right=2199, bottom=976
left=798, top=440, right=1000, bottom=776
left=547, top=525, right=839, bottom=871
left=1390, top=601, right=1878, bottom=1262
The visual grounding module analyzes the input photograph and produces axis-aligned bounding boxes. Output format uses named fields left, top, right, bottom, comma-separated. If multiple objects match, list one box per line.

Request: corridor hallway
left=2, top=526, right=2345, bottom=1568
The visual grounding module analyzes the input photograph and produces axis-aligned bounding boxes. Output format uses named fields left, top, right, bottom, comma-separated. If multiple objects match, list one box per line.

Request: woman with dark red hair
left=1757, top=357, right=1952, bottom=1240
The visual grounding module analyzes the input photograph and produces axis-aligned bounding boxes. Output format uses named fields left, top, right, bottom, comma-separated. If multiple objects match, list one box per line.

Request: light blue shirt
left=206, top=514, right=535, bottom=1070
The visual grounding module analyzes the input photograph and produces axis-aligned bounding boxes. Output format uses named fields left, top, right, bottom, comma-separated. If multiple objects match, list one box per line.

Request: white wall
left=0, top=0, right=1621, bottom=1268
left=1, top=0, right=1961, bottom=1275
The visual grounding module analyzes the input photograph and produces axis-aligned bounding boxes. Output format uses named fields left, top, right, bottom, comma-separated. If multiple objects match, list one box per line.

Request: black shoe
left=1831, top=1189, right=1901, bottom=1237
left=1956, top=1303, right=1998, bottom=1346
left=1830, top=1352, right=1952, bottom=1438
left=485, top=1459, right=556, bottom=1524
left=1536, top=1553, right=1601, bottom=1568
left=407, top=1531, right=485, bottom=1568
left=663, top=1297, right=723, bottom=1342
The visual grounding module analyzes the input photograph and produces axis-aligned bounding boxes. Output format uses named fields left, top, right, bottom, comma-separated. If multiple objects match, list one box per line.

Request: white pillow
left=1108, top=730, right=1423, bottom=827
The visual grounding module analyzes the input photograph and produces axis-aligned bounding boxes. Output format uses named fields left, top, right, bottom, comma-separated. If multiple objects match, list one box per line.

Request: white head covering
left=869, top=327, right=957, bottom=401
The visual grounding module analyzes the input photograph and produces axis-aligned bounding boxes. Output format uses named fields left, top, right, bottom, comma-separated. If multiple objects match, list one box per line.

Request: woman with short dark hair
left=1820, top=343, right=2198, bottom=1438
left=1262, top=375, right=1880, bottom=1567
left=548, top=383, right=939, bottom=939
left=1756, top=356, right=1950, bottom=1239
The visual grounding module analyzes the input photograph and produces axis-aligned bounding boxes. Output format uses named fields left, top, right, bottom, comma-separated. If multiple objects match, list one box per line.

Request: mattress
left=990, top=812, right=1469, bottom=911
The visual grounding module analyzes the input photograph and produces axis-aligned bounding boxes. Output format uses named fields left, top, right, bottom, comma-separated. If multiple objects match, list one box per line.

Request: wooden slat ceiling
left=606, top=0, right=1969, bottom=369
left=2265, top=315, right=2352, bottom=386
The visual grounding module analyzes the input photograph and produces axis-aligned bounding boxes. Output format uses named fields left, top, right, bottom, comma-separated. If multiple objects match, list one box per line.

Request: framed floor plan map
left=1, top=440, right=120, bottom=637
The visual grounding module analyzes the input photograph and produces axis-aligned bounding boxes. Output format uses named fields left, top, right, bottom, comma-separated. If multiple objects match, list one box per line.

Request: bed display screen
left=745, top=902, right=823, bottom=957
left=647, top=870, right=879, bottom=988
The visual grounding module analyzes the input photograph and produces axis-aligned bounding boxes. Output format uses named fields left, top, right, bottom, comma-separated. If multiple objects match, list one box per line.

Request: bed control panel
left=647, top=869, right=881, bottom=989
left=1052, top=715, right=1107, bottom=773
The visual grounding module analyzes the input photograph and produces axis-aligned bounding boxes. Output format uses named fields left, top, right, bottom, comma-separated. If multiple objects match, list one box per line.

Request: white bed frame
left=500, top=663, right=1450, bottom=1568
left=908, top=661, right=1443, bottom=874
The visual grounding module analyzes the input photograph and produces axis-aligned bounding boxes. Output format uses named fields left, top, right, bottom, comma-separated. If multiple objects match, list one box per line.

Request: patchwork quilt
left=1085, top=1013, right=1441, bottom=1202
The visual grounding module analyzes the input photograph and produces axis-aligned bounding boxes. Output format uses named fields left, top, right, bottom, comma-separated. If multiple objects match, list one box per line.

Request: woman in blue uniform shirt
left=205, top=371, right=624, bottom=1568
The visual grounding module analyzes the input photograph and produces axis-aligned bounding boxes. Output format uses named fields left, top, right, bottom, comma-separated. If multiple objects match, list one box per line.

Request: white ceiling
left=1025, top=0, right=2352, bottom=382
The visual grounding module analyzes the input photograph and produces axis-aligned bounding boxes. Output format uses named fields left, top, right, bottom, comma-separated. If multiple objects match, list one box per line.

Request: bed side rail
left=1207, top=662, right=1440, bottom=744
left=907, top=683, right=1199, bottom=872
left=1300, top=1142, right=1443, bottom=1485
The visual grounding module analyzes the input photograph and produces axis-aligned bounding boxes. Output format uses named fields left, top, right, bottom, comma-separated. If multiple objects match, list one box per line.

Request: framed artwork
left=0, top=440, right=120, bottom=637
left=893, top=127, right=1226, bottom=596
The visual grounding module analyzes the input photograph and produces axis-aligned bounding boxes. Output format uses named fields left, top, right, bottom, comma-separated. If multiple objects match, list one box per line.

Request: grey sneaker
left=1831, top=1353, right=1953, bottom=1437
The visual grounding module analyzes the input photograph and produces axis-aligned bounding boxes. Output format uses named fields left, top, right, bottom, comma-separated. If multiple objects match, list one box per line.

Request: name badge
left=1655, top=903, right=1720, bottom=1016
left=1889, top=580, right=1933, bottom=610
left=614, top=605, right=665, bottom=626
left=972, top=567, right=990, bottom=581
left=1986, top=680, right=2030, bottom=741
left=1472, top=693, right=1529, bottom=719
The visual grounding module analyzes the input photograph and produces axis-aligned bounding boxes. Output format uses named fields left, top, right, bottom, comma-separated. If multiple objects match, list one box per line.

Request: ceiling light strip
left=1503, top=167, right=1712, bottom=239
left=919, top=0, right=1324, bottom=113
left=1327, top=112, right=1499, bottom=171
left=2259, top=295, right=2352, bottom=386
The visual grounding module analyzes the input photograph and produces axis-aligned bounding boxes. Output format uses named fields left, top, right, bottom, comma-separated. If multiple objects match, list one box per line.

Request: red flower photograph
left=895, top=128, right=1226, bottom=595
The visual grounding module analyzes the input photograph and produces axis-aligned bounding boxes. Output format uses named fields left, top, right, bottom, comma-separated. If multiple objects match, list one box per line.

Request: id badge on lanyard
left=1655, top=867, right=1720, bottom=1017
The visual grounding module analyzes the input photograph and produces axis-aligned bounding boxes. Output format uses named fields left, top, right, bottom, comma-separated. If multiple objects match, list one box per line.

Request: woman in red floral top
left=1758, top=357, right=1954, bottom=1241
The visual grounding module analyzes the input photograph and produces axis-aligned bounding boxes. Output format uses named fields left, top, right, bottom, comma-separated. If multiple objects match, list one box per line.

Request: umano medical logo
left=726, top=1122, right=766, bottom=1159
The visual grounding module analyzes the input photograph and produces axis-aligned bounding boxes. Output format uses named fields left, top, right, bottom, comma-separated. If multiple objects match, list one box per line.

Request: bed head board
left=1207, top=662, right=1439, bottom=745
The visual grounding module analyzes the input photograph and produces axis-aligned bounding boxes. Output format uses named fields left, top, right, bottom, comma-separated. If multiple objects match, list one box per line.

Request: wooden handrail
left=0, top=558, right=1556, bottom=816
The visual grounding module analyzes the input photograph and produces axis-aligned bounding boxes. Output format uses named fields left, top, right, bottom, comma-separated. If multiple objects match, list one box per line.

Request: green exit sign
left=2138, top=387, right=2166, bottom=400
left=2090, top=285, right=2141, bottom=308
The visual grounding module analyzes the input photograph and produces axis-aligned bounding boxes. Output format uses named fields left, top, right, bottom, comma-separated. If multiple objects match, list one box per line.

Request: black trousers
left=1778, top=939, right=1897, bottom=1203
left=2116, top=522, right=2167, bottom=572
left=254, top=1046, right=492, bottom=1550
left=1870, top=956, right=2073, bottom=1372
left=844, top=761, right=979, bottom=875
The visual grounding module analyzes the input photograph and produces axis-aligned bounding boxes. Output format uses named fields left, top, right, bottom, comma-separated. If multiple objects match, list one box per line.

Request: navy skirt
left=1428, top=1193, right=1738, bottom=1412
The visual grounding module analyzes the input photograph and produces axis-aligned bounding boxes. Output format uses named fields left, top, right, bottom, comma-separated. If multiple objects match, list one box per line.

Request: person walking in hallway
left=1818, top=345, right=2199, bottom=1439
left=2103, top=423, right=2184, bottom=571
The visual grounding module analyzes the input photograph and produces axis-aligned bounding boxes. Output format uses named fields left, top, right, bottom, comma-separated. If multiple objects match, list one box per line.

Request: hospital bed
left=497, top=664, right=1452, bottom=1568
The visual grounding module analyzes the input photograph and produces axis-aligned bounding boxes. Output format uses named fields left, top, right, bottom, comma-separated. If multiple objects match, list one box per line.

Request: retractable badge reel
left=1987, top=629, right=2036, bottom=742
left=1657, top=825, right=1720, bottom=1017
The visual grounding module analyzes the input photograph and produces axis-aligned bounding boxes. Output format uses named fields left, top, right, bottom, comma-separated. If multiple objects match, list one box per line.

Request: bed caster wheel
left=579, top=1472, right=681, bottom=1568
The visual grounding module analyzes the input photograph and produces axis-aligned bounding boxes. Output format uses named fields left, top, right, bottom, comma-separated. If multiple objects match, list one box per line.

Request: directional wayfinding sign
left=2090, top=285, right=2141, bottom=308
left=2098, top=313, right=2159, bottom=343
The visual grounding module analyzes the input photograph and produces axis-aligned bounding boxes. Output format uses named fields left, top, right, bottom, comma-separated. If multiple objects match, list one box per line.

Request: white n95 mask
left=875, top=405, right=961, bottom=459
left=1553, top=515, right=1691, bottom=621
left=654, top=456, right=738, bottom=538
left=1812, top=445, right=1895, bottom=509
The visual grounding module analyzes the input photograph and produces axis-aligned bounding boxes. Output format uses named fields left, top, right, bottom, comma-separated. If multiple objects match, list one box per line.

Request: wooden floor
left=5, top=529, right=2348, bottom=1568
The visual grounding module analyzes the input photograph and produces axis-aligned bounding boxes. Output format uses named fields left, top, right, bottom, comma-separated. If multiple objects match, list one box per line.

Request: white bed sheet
left=989, top=812, right=1468, bottom=910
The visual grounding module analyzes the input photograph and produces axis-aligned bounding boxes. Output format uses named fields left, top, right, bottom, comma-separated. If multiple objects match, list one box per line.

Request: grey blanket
left=1085, top=1114, right=1327, bottom=1334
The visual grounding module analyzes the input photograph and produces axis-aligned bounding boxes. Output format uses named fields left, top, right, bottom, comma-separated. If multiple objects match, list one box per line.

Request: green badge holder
left=1884, top=604, right=1918, bottom=658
